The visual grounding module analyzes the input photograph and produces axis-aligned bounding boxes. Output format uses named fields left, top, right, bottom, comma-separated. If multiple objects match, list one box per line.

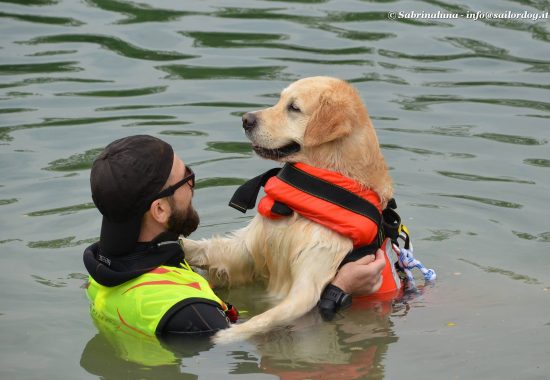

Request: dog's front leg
left=212, top=247, right=346, bottom=344
left=179, top=222, right=257, bottom=287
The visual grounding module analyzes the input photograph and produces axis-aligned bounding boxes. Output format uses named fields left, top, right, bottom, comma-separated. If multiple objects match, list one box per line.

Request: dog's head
left=242, top=76, right=392, bottom=203
left=242, top=76, right=374, bottom=164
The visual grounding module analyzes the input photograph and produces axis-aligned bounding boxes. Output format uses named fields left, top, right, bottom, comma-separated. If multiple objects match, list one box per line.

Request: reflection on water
left=0, top=10, right=83, bottom=26
left=79, top=283, right=416, bottom=379
left=436, top=193, right=523, bottom=209
left=26, top=202, right=96, bottom=216
left=24, top=34, right=195, bottom=61
left=2, top=0, right=550, bottom=378
left=436, top=171, right=535, bottom=184
left=83, top=0, right=196, bottom=24
left=0, top=115, right=176, bottom=141
left=458, top=258, right=542, bottom=285
left=27, top=236, right=97, bottom=249
left=157, top=64, right=289, bottom=80
left=43, top=148, right=103, bottom=172
left=0, top=61, right=82, bottom=75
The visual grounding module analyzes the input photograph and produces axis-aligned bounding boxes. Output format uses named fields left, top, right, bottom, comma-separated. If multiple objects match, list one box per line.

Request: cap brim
left=99, top=216, right=142, bottom=256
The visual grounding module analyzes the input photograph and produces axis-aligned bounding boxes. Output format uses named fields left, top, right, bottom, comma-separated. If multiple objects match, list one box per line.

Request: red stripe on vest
left=258, top=163, right=381, bottom=247
left=122, top=280, right=201, bottom=294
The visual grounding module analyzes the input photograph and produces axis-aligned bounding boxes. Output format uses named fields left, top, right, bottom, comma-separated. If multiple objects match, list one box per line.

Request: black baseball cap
left=90, top=135, right=174, bottom=256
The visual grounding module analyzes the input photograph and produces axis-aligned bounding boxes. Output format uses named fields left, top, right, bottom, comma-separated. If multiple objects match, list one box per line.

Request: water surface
left=1, top=0, right=550, bottom=379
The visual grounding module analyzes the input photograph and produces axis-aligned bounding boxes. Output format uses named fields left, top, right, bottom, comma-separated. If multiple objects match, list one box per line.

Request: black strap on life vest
left=228, top=164, right=402, bottom=267
left=277, top=164, right=382, bottom=227
left=229, top=167, right=281, bottom=213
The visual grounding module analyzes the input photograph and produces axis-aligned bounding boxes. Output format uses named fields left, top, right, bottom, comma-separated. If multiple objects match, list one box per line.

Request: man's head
left=90, top=135, right=199, bottom=256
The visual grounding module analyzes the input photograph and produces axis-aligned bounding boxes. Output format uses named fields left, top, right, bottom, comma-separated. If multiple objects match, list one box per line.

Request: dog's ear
left=303, top=93, right=353, bottom=147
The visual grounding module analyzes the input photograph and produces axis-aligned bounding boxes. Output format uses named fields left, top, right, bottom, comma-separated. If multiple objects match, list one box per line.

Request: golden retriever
left=181, top=76, right=393, bottom=343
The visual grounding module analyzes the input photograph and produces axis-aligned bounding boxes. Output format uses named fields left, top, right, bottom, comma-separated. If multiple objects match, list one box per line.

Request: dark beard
left=166, top=198, right=200, bottom=237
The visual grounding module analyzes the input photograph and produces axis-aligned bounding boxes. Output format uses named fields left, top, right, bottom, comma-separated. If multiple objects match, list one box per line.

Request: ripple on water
left=0, top=198, right=18, bottom=206
left=26, top=203, right=97, bottom=216
left=523, top=158, right=550, bottom=167
left=423, top=80, right=550, bottom=90
left=93, top=102, right=267, bottom=112
left=21, top=34, right=196, bottom=61
left=436, top=171, right=535, bottom=184
left=56, top=85, right=167, bottom=97
left=0, top=0, right=58, bottom=6
left=382, top=125, right=473, bottom=137
left=0, top=115, right=175, bottom=141
left=317, top=24, right=396, bottom=41
left=458, top=258, right=542, bottom=285
left=182, top=31, right=373, bottom=55
left=422, top=229, right=461, bottom=241
left=512, top=231, right=550, bottom=243
left=474, top=132, right=547, bottom=146
left=381, top=143, right=473, bottom=158
left=156, top=64, right=291, bottom=81
left=0, top=77, right=111, bottom=89
left=0, top=61, right=82, bottom=75
left=0, top=108, right=36, bottom=114
left=83, top=0, right=198, bottom=24
left=205, top=141, right=253, bottom=155
left=31, top=275, right=67, bottom=288
left=124, top=120, right=190, bottom=127
left=27, top=236, right=97, bottom=249
left=382, top=125, right=548, bottom=149
left=27, top=49, right=78, bottom=57
left=380, top=36, right=550, bottom=68
left=43, top=148, right=103, bottom=172
left=395, top=95, right=550, bottom=113
left=160, top=130, right=208, bottom=137
left=0, top=11, right=83, bottom=26
left=195, top=177, right=247, bottom=190
left=435, top=194, right=523, bottom=209
left=31, top=272, right=89, bottom=288
left=213, top=6, right=322, bottom=25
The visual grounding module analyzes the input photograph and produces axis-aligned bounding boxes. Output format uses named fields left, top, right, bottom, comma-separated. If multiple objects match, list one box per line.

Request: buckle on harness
left=340, top=198, right=404, bottom=267
left=382, top=207, right=401, bottom=244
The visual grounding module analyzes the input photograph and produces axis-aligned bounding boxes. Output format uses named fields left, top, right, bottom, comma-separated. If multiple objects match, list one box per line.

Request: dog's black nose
left=242, top=112, right=257, bottom=132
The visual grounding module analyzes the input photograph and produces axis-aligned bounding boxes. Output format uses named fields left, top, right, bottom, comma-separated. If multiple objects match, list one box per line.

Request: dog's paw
left=179, top=237, right=208, bottom=267
left=212, top=325, right=251, bottom=345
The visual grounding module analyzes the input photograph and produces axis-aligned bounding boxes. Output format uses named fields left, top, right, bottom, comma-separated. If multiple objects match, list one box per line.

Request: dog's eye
left=287, top=102, right=301, bottom=113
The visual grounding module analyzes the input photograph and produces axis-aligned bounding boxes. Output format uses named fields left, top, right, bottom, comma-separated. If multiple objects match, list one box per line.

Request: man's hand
left=331, top=249, right=386, bottom=296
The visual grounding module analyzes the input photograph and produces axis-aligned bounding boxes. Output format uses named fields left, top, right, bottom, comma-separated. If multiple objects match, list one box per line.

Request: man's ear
left=148, top=199, right=171, bottom=224
left=303, top=94, right=353, bottom=147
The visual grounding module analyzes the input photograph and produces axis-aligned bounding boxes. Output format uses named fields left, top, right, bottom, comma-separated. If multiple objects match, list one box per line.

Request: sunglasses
left=151, top=166, right=195, bottom=202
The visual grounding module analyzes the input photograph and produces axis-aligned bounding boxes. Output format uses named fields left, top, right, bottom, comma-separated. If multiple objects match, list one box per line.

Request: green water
left=1, top=0, right=550, bottom=379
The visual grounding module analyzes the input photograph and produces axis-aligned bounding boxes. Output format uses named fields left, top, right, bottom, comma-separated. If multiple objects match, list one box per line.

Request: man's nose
left=242, top=112, right=257, bottom=132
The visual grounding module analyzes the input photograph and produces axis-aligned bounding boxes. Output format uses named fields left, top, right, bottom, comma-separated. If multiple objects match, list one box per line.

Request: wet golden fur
left=181, top=77, right=392, bottom=343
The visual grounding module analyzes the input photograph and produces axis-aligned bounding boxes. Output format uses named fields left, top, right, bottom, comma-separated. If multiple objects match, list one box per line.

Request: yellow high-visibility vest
left=86, top=262, right=226, bottom=336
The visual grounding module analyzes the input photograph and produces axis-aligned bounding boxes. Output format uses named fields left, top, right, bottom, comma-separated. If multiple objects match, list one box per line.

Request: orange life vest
left=229, top=163, right=403, bottom=296
left=257, top=162, right=382, bottom=248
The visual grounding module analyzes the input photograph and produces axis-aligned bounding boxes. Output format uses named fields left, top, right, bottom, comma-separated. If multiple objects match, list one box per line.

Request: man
left=83, top=135, right=385, bottom=337
left=83, top=135, right=234, bottom=336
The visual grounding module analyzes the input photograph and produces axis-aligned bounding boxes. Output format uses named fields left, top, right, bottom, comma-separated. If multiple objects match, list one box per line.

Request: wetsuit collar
left=83, top=231, right=185, bottom=287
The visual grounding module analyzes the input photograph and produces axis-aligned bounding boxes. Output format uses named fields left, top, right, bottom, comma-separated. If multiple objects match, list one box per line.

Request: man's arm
left=159, top=301, right=230, bottom=335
